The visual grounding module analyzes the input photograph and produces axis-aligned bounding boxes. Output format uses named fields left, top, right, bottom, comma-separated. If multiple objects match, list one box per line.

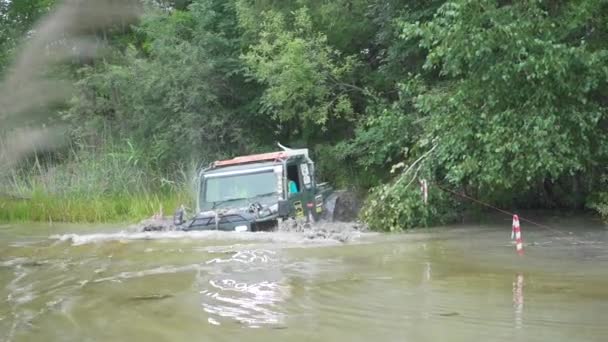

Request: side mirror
left=277, top=200, right=290, bottom=217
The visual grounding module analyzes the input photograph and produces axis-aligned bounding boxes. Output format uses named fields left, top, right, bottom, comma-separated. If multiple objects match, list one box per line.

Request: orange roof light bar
left=213, top=151, right=288, bottom=167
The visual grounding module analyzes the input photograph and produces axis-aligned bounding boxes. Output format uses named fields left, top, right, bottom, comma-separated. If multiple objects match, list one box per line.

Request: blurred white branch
left=0, top=0, right=140, bottom=166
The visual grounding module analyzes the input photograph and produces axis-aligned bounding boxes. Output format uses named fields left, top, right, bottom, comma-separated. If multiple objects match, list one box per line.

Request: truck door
left=286, top=163, right=304, bottom=218
left=286, top=162, right=316, bottom=220
left=300, top=162, right=322, bottom=220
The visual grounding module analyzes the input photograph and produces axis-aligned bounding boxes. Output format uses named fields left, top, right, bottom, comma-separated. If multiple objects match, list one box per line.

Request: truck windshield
left=202, top=170, right=278, bottom=209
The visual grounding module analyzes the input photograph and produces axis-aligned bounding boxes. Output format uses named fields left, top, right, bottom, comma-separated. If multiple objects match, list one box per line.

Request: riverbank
left=0, top=191, right=191, bottom=223
left=0, top=143, right=196, bottom=224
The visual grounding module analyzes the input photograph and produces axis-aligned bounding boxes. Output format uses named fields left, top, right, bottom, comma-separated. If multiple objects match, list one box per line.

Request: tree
left=241, top=7, right=359, bottom=143
left=401, top=0, right=608, bottom=202
left=66, top=0, right=256, bottom=171
left=0, top=0, right=55, bottom=73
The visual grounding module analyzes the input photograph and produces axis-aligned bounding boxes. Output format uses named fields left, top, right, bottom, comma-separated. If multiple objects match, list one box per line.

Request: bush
left=362, top=174, right=459, bottom=231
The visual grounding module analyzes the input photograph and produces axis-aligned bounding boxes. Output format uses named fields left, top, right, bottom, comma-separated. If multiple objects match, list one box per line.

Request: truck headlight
left=235, top=225, right=248, bottom=232
left=269, top=204, right=278, bottom=213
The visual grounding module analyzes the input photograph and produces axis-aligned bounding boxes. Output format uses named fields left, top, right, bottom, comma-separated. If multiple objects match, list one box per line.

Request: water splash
left=50, top=229, right=361, bottom=246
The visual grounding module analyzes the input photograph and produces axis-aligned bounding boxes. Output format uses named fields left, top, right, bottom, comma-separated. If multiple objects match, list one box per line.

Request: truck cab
left=176, top=148, right=332, bottom=232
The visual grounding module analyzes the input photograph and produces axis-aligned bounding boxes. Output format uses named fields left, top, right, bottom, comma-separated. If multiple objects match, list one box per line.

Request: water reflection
left=199, top=249, right=289, bottom=328
left=513, top=273, right=524, bottom=329
left=206, top=249, right=276, bottom=265
left=201, top=279, right=288, bottom=327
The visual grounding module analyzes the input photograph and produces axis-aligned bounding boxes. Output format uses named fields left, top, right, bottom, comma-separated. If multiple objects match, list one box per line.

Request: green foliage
left=307, top=0, right=375, bottom=54
left=587, top=174, right=608, bottom=222
left=4, top=0, right=608, bottom=227
left=236, top=0, right=374, bottom=52
left=0, top=0, right=55, bottom=73
left=336, top=96, right=421, bottom=179
left=362, top=174, right=457, bottom=231
left=361, top=0, right=608, bottom=228
left=588, top=193, right=608, bottom=223
left=400, top=0, right=608, bottom=198
left=242, top=8, right=357, bottom=132
left=65, top=1, right=256, bottom=171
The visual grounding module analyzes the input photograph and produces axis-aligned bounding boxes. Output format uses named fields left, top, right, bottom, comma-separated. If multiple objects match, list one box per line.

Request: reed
left=0, top=142, right=196, bottom=223
left=0, top=191, right=190, bottom=223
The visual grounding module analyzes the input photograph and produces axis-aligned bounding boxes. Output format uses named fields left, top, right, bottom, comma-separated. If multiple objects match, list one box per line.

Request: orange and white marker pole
left=511, top=215, right=524, bottom=255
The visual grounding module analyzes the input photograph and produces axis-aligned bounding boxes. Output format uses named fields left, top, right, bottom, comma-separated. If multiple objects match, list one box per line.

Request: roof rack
left=211, top=144, right=310, bottom=168
left=213, top=151, right=288, bottom=168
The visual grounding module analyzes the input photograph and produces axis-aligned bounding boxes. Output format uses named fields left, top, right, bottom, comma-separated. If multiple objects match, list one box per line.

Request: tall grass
left=0, top=191, right=190, bottom=223
left=0, top=140, right=197, bottom=223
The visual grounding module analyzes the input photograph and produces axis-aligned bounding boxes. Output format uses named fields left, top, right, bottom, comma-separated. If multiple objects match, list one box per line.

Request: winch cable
left=408, top=144, right=585, bottom=242
left=431, top=181, right=583, bottom=240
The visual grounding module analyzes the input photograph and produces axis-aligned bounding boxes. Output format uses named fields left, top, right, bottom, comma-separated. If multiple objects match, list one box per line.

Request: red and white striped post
left=512, top=215, right=524, bottom=255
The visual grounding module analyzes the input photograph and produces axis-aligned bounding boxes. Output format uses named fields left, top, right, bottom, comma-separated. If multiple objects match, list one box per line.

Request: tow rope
left=421, top=181, right=584, bottom=254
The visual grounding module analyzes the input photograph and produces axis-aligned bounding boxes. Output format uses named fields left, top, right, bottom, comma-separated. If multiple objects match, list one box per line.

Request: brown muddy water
left=1, top=215, right=607, bottom=341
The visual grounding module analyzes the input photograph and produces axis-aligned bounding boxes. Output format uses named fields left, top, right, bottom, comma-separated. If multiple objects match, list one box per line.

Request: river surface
left=1, top=215, right=607, bottom=341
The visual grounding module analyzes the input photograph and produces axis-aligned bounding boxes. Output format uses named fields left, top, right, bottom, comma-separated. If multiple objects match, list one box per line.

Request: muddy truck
left=160, top=146, right=359, bottom=232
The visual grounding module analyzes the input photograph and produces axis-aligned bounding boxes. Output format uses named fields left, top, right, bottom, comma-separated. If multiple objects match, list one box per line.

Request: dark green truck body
left=175, top=148, right=333, bottom=232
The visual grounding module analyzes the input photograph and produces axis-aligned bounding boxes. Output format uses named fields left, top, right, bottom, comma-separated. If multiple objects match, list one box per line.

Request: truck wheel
left=332, top=190, right=361, bottom=222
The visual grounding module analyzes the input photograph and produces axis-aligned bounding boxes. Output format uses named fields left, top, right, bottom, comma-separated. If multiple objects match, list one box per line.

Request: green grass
left=0, top=141, right=198, bottom=224
left=0, top=191, right=191, bottom=223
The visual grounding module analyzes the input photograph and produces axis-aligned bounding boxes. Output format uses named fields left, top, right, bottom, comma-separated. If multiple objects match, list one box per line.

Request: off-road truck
left=172, top=146, right=341, bottom=232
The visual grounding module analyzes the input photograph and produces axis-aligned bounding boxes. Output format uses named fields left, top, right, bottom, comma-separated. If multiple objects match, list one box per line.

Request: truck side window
left=287, top=164, right=300, bottom=194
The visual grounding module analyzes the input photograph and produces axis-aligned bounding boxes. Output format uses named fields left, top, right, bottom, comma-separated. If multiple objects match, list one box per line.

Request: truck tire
left=324, top=190, right=361, bottom=222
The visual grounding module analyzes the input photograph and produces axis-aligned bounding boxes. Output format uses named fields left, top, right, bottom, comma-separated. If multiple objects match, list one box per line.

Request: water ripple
left=206, top=249, right=276, bottom=265
left=201, top=279, right=289, bottom=327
